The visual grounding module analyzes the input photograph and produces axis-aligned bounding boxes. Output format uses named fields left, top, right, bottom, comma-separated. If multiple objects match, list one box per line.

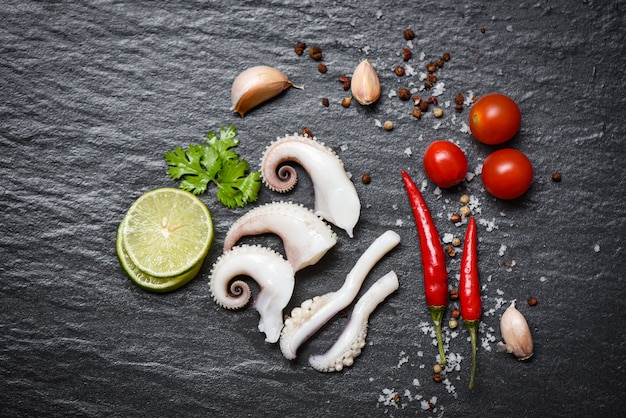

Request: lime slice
left=119, top=188, right=213, bottom=278
left=116, top=221, right=203, bottom=292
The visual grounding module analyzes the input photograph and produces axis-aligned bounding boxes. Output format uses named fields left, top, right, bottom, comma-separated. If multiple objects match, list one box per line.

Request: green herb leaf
left=164, top=126, right=261, bottom=207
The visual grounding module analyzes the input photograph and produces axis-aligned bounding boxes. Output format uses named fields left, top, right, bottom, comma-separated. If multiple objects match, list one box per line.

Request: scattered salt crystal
left=474, top=164, right=483, bottom=175
left=496, top=288, right=504, bottom=295
left=419, top=51, right=426, bottom=60
left=498, top=244, right=507, bottom=256
left=404, top=63, right=416, bottom=76
left=397, top=352, right=409, bottom=368
left=392, top=204, right=398, bottom=210
left=445, top=352, right=463, bottom=372
left=432, top=82, right=445, bottom=96
left=395, top=219, right=404, bottom=227
left=443, top=233, right=454, bottom=243
left=465, top=172, right=475, bottom=182
left=506, top=25, right=513, bottom=32
left=378, top=388, right=399, bottom=408
left=376, top=10, right=383, bottom=19
left=420, top=179, right=428, bottom=192
left=375, top=119, right=382, bottom=128
left=460, top=122, right=471, bottom=134
left=433, top=121, right=442, bottom=130
left=406, top=39, right=413, bottom=49
left=478, top=217, right=498, bottom=232
left=388, top=90, right=398, bottom=98
left=481, top=335, right=493, bottom=351
left=421, top=400, right=431, bottom=410
left=434, top=187, right=442, bottom=197
left=340, top=144, right=349, bottom=152
left=594, top=243, right=600, bottom=252
left=413, top=378, right=420, bottom=387
left=404, top=147, right=413, bottom=157
left=404, top=388, right=413, bottom=402
left=540, top=276, right=548, bottom=282
left=443, top=378, right=457, bottom=396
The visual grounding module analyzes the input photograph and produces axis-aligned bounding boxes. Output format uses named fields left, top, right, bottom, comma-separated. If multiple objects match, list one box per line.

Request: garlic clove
left=351, top=59, right=381, bottom=105
left=230, top=66, right=302, bottom=117
left=498, top=300, right=534, bottom=360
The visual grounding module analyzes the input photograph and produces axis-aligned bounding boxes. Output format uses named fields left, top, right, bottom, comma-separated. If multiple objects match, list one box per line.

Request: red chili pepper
left=460, top=217, right=481, bottom=390
left=401, top=170, right=448, bottom=365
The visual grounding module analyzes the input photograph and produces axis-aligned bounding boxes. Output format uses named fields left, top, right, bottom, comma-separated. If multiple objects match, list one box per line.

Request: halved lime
left=116, top=220, right=203, bottom=292
left=117, top=188, right=213, bottom=284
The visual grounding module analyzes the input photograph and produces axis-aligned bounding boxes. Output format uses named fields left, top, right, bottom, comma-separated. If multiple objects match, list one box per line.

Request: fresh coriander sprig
left=164, top=125, right=261, bottom=208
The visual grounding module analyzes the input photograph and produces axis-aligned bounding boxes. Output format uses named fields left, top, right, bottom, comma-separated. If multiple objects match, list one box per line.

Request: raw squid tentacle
left=209, top=244, right=295, bottom=343
left=260, top=133, right=361, bottom=238
left=309, top=270, right=399, bottom=372
left=279, top=230, right=401, bottom=359
left=223, top=201, right=337, bottom=271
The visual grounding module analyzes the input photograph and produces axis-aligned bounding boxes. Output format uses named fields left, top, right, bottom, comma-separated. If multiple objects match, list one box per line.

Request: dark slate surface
left=2, top=1, right=625, bottom=416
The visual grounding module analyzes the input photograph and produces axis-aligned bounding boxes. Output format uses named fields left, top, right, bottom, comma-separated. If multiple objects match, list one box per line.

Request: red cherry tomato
left=469, top=94, right=521, bottom=145
left=423, top=140, right=468, bottom=188
left=481, top=149, right=533, bottom=199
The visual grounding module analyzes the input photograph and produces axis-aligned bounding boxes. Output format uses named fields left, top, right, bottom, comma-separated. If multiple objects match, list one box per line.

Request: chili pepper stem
left=464, top=319, right=479, bottom=390
left=429, top=305, right=447, bottom=365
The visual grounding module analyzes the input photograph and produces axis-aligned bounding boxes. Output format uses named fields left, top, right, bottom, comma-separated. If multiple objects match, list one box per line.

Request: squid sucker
left=279, top=230, right=401, bottom=360
left=260, top=133, right=361, bottom=238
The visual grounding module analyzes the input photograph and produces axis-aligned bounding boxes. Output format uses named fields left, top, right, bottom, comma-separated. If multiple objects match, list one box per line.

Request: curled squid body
left=209, top=245, right=295, bottom=343
left=260, top=134, right=361, bottom=238
left=309, top=270, right=399, bottom=372
left=279, top=230, right=401, bottom=360
left=224, top=201, right=337, bottom=272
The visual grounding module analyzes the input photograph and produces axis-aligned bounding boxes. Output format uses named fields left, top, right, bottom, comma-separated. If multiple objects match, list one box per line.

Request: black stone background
left=1, top=1, right=625, bottom=417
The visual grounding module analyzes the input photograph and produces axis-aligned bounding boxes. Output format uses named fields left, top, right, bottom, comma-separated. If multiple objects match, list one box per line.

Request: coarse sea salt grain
left=478, top=217, right=498, bottom=232
left=443, top=378, right=457, bottom=397
left=378, top=388, right=398, bottom=408
left=443, top=233, right=454, bottom=243
left=395, top=219, right=404, bottom=227
left=404, top=147, right=412, bottom=157
left=432, top=82, right=445, bottom=96
left=397, top=351, right=409, bottom=368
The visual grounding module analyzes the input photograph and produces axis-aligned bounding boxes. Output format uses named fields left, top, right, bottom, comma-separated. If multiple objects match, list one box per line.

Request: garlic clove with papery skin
left=230, top=66, right=302, bottom=117
left=498, top=300, right=534, bottom=360
left=351, top=59, right=381, bottom=105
